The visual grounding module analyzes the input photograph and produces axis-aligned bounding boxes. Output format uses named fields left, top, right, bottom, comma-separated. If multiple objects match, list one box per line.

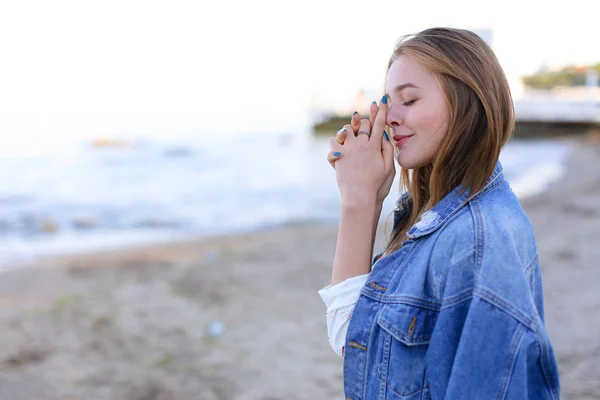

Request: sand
left=0, top=136, right=599, bottom=399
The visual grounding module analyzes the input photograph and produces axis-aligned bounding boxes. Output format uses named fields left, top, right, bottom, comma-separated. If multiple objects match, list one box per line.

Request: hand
left=327, top=102, right=396, bottom=204
left=326, top=104, right=372, bottom=168
left=327, top=96, right=396, bottom=206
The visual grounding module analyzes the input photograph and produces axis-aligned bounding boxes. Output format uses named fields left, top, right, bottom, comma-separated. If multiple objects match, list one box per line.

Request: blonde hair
left=384, top=27, right=515, bottom=255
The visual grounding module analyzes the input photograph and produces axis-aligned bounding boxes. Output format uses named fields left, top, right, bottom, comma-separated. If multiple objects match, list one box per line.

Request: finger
left=336, top=126, right=349, bottom=145
left=369, top=101, right=378, bottom=129
left=329, top=136, right=343, bottom=152
left=351, top=111, right=361, bottom=135
left=327, top=150, right=342, bottom=169
left=369, top=95, right=389, bottom=147
left=382, top=131, right=395, bottom=172
left=356, top=118, right=371, bottom=142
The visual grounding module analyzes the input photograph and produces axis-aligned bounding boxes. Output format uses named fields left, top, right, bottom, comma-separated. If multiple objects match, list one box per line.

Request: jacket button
left=369, top=282, right=386, bottom=291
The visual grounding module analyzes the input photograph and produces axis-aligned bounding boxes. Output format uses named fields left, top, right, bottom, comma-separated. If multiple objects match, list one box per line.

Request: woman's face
left=385, top=55, right=449, bottom=169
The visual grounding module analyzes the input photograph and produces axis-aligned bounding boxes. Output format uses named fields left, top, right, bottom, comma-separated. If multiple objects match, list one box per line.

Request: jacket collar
left=406, top=161, right=505, bottom=239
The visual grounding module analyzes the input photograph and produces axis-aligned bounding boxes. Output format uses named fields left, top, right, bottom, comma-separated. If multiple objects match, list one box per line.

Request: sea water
left=0, top=133, right=571, bottom=267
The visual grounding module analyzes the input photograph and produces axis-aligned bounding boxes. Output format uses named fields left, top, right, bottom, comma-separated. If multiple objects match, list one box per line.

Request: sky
left=0, top=0, right=598, bottom=143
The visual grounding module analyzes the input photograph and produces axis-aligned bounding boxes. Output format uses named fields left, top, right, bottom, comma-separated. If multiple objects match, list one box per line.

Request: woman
left=319, top=28, right=560, bottom=399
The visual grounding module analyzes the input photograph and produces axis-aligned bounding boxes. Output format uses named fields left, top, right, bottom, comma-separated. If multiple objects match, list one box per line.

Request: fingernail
left=372, top=101, right=377, bottom=105
left=381, top=95, right=388, bottom=105
left=333, top=151, right=341, bottom=156
left=353, top=111, right=359, bottom=115
left=337, top=127, right=346, bottom=134
left=383, top=131, right=389, bottom=141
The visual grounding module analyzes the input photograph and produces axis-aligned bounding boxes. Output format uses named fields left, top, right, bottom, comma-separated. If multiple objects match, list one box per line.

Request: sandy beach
left=0, top=135, right=599, bottom=400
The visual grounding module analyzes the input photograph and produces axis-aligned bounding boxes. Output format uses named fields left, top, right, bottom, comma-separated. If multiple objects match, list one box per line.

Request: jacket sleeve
left=427, top=295, right=560, bottom=400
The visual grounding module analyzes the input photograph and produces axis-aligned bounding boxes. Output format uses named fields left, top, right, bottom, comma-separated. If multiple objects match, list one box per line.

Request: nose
left=386, top=104, right=404, bottom=131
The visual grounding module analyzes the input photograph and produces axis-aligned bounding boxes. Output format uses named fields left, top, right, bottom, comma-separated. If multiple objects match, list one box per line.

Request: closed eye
left=403, top=99, right=416, bottom=106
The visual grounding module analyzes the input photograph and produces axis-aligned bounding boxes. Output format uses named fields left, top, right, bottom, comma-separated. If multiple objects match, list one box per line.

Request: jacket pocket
left=376, top=303, right=438, bottom=400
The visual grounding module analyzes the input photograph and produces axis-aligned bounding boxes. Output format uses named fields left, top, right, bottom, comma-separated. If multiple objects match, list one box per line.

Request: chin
left=396, top=153, right=422, bottom=170
left=396, top=148, right=434, bottom=170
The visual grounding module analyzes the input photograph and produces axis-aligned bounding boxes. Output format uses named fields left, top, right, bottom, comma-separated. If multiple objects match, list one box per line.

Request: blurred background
left=0, top=0, right=598, bottom=399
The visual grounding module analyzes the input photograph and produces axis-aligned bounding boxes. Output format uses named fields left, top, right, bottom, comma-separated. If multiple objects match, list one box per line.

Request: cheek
left=409, top=108, right=438, bottom=135
left=419, top=107, right=448, bottom=138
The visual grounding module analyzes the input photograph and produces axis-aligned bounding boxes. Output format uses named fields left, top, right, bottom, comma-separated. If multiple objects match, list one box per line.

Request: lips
left=393, top=134, right=413, bottom=146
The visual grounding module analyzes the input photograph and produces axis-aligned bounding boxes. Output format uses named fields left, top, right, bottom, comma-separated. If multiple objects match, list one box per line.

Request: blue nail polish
left=381, top=95, right=388, bottom=104
left=353, top=111, right=359, bottom=115
left=333, top=151, right=341, bottom=156
left=383, top=131, right=389, bottom=141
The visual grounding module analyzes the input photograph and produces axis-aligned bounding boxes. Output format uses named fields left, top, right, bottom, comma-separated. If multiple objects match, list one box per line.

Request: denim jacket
left=343, top=162, right=560, bottom=400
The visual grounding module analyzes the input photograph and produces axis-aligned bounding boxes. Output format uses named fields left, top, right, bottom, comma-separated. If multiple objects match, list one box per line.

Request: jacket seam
left=360, top=310, right=374, bottom=400
left=361, top=293, right=441, bottom=311
left=538, top=332, right=561, bottom=400
left=471, top=200, right=485, bottom=286
left=470, top=180, right=510, bottom=283
left=379, top=332, right=392, bottom=399
left=440, top=289, right=473, bottom=310
left=497, top=323, right=528, bottom=400
left=386, top=382, right=423, bottom=398
left=525, top=254, right=539, bottom=277
left=474, top=287, right=537, bottom=331
left=466, top=169, right=504, bottom=202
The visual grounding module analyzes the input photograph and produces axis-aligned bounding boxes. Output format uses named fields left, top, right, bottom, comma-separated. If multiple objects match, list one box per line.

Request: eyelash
left=403, top=99, right=416, bottom=106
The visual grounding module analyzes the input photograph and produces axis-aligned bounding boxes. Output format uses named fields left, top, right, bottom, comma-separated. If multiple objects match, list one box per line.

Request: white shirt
left=318, top=273, right=368, bottom=357
left=318, top=248, right=393, bottom=359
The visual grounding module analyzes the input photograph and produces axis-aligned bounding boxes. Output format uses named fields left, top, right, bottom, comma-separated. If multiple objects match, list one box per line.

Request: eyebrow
left=392, top=83, right=419, bottom=93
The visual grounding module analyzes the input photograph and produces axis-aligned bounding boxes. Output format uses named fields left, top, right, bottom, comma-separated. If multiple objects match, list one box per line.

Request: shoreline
left=2, top=218, right=341, bottom=273
left=0, top=134, right=599, bottom=398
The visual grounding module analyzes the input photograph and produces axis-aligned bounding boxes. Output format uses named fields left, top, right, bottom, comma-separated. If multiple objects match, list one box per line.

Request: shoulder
left=473, top=181, right=539, bottom=273
left=433, top=182, right=542, bottom=321
left=433, top=181, right=537, bottom=269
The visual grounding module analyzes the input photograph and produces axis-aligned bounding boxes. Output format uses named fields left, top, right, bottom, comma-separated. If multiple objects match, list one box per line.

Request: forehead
left=386, top=55, right=437, bottom=92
